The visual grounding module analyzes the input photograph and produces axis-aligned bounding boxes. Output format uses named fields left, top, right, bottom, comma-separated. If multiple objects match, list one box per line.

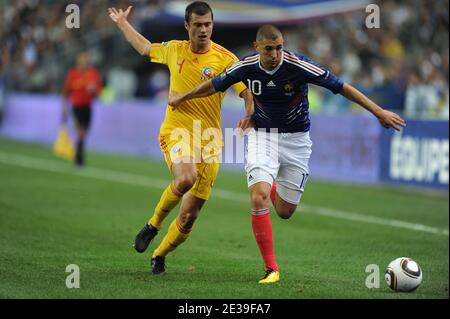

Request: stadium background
left=0, top=0, right=448, bottom=299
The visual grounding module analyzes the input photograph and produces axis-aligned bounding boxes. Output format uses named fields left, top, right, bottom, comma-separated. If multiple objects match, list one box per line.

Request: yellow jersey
left=149, top=40, right=247, bottom=145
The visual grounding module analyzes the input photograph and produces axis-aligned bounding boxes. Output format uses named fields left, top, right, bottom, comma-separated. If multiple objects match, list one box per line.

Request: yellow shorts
left=159, top=134, right=220, bottom=201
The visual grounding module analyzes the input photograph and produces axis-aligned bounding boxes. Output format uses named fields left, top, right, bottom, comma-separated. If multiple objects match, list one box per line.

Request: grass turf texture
left=0, top=137, right=448, bottom=299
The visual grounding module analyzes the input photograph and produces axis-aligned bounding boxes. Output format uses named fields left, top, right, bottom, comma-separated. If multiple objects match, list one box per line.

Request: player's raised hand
left=108, top=6, right=132, bottom=24
left=168, top=91, right=183, bottom=109
left=377, top=109, right=406, bottom=131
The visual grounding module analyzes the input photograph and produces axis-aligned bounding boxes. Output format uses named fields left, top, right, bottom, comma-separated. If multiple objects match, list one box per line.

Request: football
left=385, top=257, right=422, bottom=292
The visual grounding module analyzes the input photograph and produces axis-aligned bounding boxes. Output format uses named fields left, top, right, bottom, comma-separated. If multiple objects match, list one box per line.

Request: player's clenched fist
left=168, top=91, right=183, bottom=109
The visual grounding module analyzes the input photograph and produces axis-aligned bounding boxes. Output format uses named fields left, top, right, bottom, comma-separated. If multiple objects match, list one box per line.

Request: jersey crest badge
left=201, top=66, right=215, bottom=80
left=284, top=82, right=295, bottom=96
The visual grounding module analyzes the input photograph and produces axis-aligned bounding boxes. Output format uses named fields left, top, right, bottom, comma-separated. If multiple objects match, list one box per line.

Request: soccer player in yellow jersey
left=108, top=2, right=252, bottom=274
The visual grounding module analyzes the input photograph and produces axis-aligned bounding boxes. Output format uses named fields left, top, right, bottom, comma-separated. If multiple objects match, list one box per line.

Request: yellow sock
left=152, top=217, right=191, bottom=258
left=149, top=181, right=183, bottom=230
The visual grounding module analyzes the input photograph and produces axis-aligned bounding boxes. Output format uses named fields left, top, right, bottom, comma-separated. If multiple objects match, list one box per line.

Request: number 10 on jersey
left=247, top=79, right=262, bottom=95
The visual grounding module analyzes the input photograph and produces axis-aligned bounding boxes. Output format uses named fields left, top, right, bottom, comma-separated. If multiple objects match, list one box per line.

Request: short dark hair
left=185, top=1, right=213, bottom=22
left=256, top=24, right=283, bottom=42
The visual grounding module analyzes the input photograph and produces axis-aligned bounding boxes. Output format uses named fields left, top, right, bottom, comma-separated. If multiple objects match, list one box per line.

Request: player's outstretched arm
left=108, top=6, right=151, bottom=56
left=340, top=82, right=406, bottom=131
left=168, top=80, right=217, bottom=109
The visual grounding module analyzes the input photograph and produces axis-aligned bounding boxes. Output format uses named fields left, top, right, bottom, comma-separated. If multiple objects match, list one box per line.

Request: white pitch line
left=0, top=151, right=448, bottom=236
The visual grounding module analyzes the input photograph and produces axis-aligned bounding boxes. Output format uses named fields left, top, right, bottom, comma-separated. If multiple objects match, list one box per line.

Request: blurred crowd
left=0, top=0, right=448, bottom=119
left=277, top=0, right=449, bottom=119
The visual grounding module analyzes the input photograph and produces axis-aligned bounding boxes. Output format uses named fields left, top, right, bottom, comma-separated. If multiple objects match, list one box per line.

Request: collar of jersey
left=188, top=40, right=211, bottom=55
left=258, top=52, right=284, bottom=75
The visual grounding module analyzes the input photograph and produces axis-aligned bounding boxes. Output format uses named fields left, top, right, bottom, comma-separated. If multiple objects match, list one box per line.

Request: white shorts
left=245, top=129, right=312, bottom=204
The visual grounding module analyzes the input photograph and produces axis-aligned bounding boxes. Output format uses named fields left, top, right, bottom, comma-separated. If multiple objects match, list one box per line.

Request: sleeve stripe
left=231, top=55, right=258, bottom=66
left=226, top=59, right=258, bottom=74
left=284, top=55, right=325, bottom=75
left=284, top=58, right=322, bottom=76
left=227, top=59, right=258, bottom=71
left=299, top=60, right=325, bottom=75
left=284, top=53, right=325, bottom=75
left=244, top=55, right=259, bottom=61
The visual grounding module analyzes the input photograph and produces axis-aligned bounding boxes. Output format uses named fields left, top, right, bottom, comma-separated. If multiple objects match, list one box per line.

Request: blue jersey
left=212, top=50, right=344, bottom=133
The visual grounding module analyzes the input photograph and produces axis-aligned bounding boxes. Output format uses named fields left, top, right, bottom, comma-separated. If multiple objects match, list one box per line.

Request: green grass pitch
left=0, top=137, right=448, bottom=299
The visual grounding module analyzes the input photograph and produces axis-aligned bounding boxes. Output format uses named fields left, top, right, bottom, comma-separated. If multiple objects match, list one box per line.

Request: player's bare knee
left=175, top=173, right=197, bottom=193
left=251, top=191, right=270, bottom=209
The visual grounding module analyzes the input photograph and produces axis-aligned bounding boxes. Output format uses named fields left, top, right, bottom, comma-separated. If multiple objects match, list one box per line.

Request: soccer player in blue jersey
left=169, top=25, right=406, bottom=284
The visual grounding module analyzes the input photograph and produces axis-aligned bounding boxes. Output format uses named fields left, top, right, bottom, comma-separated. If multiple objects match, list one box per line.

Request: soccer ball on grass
left=385, top=257, right=422, bottom=292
